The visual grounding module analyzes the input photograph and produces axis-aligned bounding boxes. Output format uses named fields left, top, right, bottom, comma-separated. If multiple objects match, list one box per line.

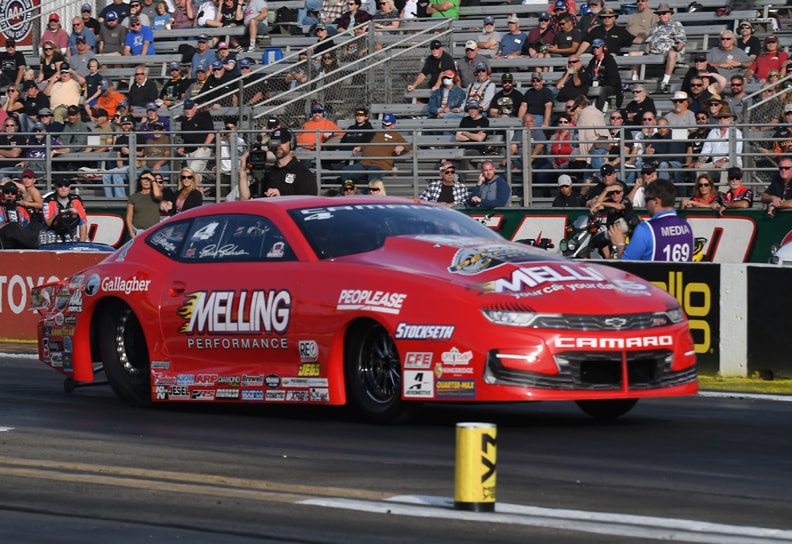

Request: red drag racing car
left=31, top=197, right=697, bottom=422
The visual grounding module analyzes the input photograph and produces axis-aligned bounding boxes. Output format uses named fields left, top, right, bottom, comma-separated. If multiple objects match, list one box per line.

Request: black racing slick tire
left=345, top=321, right=413, bottom=424
left=576, top=398, right=638, bottom=419
left=99, top=301, right=152, bottom=408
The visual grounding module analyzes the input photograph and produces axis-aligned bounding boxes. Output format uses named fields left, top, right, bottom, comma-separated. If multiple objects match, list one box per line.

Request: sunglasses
left=780, top=166, right=792, bottom=171
left=558, top=120, right=570, bottom=125
left=697, top=183, right=711, bottom=187
left=720, top=37, right=733, bottom=41
left=632, top=90, right=643, bottom=94
left=43, top=47, right=53, bottom=51
left=672, top=99, right=686, bottom=103
left=55, top=182, right=71, bottom=188
left=369, top=187, right=381, bottom=192
left=135, top=72, right=145, bottom=76
left=4, top=123, right=15, bottom=127
left=343, top=187, right=355, bottom=191
left=181, top=175, right=194, bottom=179
left=729, top=176, right=743, bottom=180
left=610, top=116, right=622, bottom=120
left=642, top=117, right=655, bottom=121
left=131, top=22, right=141, bottom=27
left=443, top=169, right=456, bottom=174
left=696, top=117, right=708, bottom=121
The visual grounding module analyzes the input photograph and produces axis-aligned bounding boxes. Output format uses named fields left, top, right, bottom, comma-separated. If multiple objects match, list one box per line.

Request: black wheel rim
left=114, top=308, right=148, bottom=378
left=358, top=325, right=400, bottom=406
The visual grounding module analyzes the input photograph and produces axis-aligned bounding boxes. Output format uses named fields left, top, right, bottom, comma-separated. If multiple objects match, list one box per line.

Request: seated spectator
left=426, top=0, right=459, bottom=19
left=523, top=12, right=555, bottom=70
left=1, top=83, right=24, bottom=119
left=692, top=105, right=742, bottom=183
left=680, top=173, right=722, bottom=211
left=197, top=0, right=219, bottom=29
left=41, top=14, right=69, bottom=56
left=90, top=108, right=116, bottom=154
left=121, top=1, right=152, bottom=28
left=198, top=60, right=235, bottom=108
left=547, top=13, right=580, bottom=57
left=505, top=113, right=545, bottom=172
left=736, top=20, right=761, bottom=61
left=19, top=169, right=44, bottom=232
left=721, top=166, right=753, bottom=210
left=69, top=16, right=97, bottom=55
left=83, top=59, right=105, bottom=112
left=745, top=35, right=788, bottom=86
left=191, top=34, right=218, bottom=78
left=464, top=63, right=495, bottom=113
left=142, top=120, right=171, bottom=175
left=18, top=81, right=50, bottom=133
left=152, top=1, right=174, bottom=30
left=342, top=113, right=411, bottom=183
left=535, top=112, right=577, bottom=192
left=160, top=61, right=193, bottom=107
left=706, top=30, right=751, bottom=83
left=44, top=63, right=86, bottom=123
left=407, top=40, right=454, bottom=93
left=69, top=35, right=95, bottom=77
left=127, top=66, right=160, bottom=110
left=207, top=0, right=243, bottom=46
left=455, top=100, right=490, bottom=174
left=172, top=0, right=196, bottom=30
left=555, top=54, right=591, bottom=103
left=681, top=55, right=725, bottom=96
left=100, top=0, right=132, bottom=24
left=233, top=58, right=267, bottom=106
left=523, top=72, right=553, bottom=128
left=335, top=0, right=372, bottom=33
left=427, top=70, right=466, bottom=120
left=177, top=99, right=215, bottom=185
left=95, top=79, right=126, bottom=119
left=477, top=16, right=502, bottom=58
left=495, top=15, right=528, bottom=59
left=0, top=39, right=26, bottom=88
left=43, top=178, right=88, bottom=242
left=36, top=41, right=66, bottom=85
left=419, top=160, right=470, bottom=207
left=124, top=16, right=156, bottom=55
left=624, top=84, right=655, bottom=126
left=0, top=117, right=25, bottom=177
left=22, top=122, right=62, bottom=175
left=296, top=103, right=344, bottom=163
left=97, top=11, right=128, bottom=55
left=469, top=160, right=510, bottom=208
left=587, top=38, right=622, bottom=111
left=489, top=72, right=526, bottom=119
left=216, top=41, right=239, bottom=77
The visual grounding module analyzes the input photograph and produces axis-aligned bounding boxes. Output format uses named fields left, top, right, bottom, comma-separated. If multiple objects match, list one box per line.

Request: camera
left=533, top=40, right=548, bottom=54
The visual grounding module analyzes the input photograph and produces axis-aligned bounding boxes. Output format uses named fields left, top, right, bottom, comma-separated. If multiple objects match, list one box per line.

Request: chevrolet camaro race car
left=31, top=197, right=697, bottom=422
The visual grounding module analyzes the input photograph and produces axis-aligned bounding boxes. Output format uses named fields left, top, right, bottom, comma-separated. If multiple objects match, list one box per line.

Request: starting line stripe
left=300, top=495, right=792, bottom=543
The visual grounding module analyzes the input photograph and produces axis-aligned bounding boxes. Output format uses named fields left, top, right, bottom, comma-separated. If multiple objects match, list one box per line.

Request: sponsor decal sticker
left=101, top=276, right=152, bottom=295
left=337, top=290, right=407, bottom=314
left=176, top=374, right=194, bottom=386
left=553, top=335, right=674, bottom=349
left=242, top=390, right=264, bottom=401
left=441, top=347, right=473, bottom=365
left=448, top=245, right=537, bottom=275
left=266, top=390, right=286, bottom=401
left=265, top=375, right=281, bottom=388
left=169, top=385, right=190, bottom=399
left=85, top=274, right=100, bottom=296
left=216, top=388, right=241, bottom=399
left=218, top=375, right=241, bottom=386
left=403, top=371, right=434, bottom=398
left=298, top=340, right=319, bottom=362
left=191, top=390, right=216, bottom=401
left=286, top=390, right=310, bottom=402
left=395, top=323, right=454, bottom=340
left=297, top=363, right=321, bottom=377
left=404, top=352, right=433, bottom=369
left=241, top=375, right=264, bottom=387
left=435, top=379, right=477, bottom=398
left=310, top=388, right=329, bottom=402
left=194, top=374, right=218, bottom=386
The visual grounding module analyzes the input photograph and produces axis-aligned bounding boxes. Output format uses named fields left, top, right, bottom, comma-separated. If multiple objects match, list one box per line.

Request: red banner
left=0, top=251, right=106, bottom=342
left=0, top=0, right=39, bottom=50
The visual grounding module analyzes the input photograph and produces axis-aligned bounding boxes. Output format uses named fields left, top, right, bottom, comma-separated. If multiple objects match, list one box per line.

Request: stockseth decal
left=395, top=324, right=455, bottom=340
left=404, top=352, right=433, bottom=369
left=337, top=290, right=407, bottom=314
left=178, top=289, right=291, bottom=335
left=553, top=335, right=674, bottom=349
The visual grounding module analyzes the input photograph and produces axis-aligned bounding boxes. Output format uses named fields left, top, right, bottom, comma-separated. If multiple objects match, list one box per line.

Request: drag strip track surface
left=1, top=354, right=791, bottom=544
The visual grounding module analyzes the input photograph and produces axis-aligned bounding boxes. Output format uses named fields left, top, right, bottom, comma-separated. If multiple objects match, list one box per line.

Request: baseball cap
left=315, top=23, right=327, bottom=31
left=76, top=35, right=87, bottom=43
left=66, top=105, right=80, bottom=115
left=22, top=80, right=36, bottom=91
left=465, top=40, right=477, bottom=50
left=198, top=33, right=209, bottom=42
left=239, top=58, right=252, bottom=68
left=93, top=107, right=108, bottom=117
left=217, top=41, right=229, bottom=50
left=6, top=38, right=15, bottom=47
left=784, top=104, right=792, bottom=113
left=168, top=61, right=181, bottom=70
left=641, top=164, right=656, bottom=175
left=145, top=102, right=157, bottom=111
left=502, top=72, right=514, bottom=82
left=211, top=61, right=223, bottom=70
left=557, top=174, right=572, bottom=186
left=38, top=107, right=53, bottom=116
left=60, top=62, right=71, bottom=72
left=3, top=181, right=18, bottom=194
left=150, top=120, right=165, bottom=130
left=382, top=113, right=397, bottom=125
left=270, top=127, right=293, bottom=144
left=484, top=16, right=495, bottom=25
left=430, top=39, right=442, bottom=49
left=466, top=99, right=480, bottom=110
left=22, top=169, right=36, bottom=179
left=694, top=55, right=707, bottom=62
left=33, top=121, right=46, bottom=130
left=183, top=99, right=195, bottom=109
left=311, top=103, right=325, bottom=113
left=591, top=38, right=605, bottom=48
left=531, top=72, right=543, bottom=81
left=507, top=15, right=519, bottom=23
left=342, top=179, right=355, bottom=188
left=118, top=100, right=128, bottom=108
left=727, top=166, right=743, bottom=179
left=354, top=107, right=368, bottom=116
left=600, top=164, right=615, bottom=176
left=82, top=3, right=92, bottom=11
left=49, top=13, right=60, bottom=22
left=266, top=117, right=279, bottom=129
left=105, top=11, right=118, bottom=20
left=119, top=116, right=134, bottom=125
left=196, top=63, right=208, bottom=72
left=599, top=7, right=616, bottom=16
left=538, top=12, right=550, bottom=20
left=130, top=15, right=141, bottom=24
left=439, top=160, right=455, bottom=172
left=474, top=62, right=488, bottom=72
left=554, top=1, right=567, bottom=10
left=100, top=78, right=110, bottom=90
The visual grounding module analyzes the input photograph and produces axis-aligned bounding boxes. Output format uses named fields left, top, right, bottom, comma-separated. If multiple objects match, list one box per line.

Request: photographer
left=238, top=128, right=316, bottom=199
left=0, top=181, right=38, bottom=249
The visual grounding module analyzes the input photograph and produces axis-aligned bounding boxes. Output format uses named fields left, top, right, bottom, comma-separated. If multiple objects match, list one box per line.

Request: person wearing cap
left=342, top=113, right=411, bottom=183
left=186, top=63, right=211, bottom=99
left=178, top=98, right=215, bottom=185
left=121, top=1, right=152, bottom=29
left=680, top=56, right=726, bottom=97
left=335, top=0, right=373, bottom=33
left=576, top=0, right=602, bottom=40
left=552, top=174, right=585, bottom=207
left=340, top=107, right=374, bottom=155
left=339, top=179, right=358, bottom=196
left=0, top=118, right=25, bottom=177
left=736, top=21, right=760, bottom=62
left=102, top=115, right=140, bottom=198
left=585, top=37, right=622, bottom=111
left=233, top=58, right=268, bottom=106
left=555, top=52, right=592, bottom=103
left=664, top=90, right=695, bottom=128
left=524, top=13, right=555, bottom=70
left=705, top=30, right=751, bottom=83
left=645, top=4, right=687, bottom=93
left=98, top=10, right=129, bottom=55
left=456, top=99, right=490, bottom=174
left=624, top=84, right=655, bottom=126
left=81, top=4, right=101, bottom=35
left=43, top=178, right=88, bottom=242
left=140, top=102, right=171, bottom=138
left=477, top=16, right=502, bottom=58
left=191, top=34, right=219, bottom=78
left=457, top=40, right=487, bottom=89
left=523, top=72, right=553, bottom=127
left=57, top=105, right=92, bottom=172
left=0, top=180, right=36, bottom=249
left=426, top=0, right=459, bottom=20
left=428, top=70, right=466, bottom=122
left=18, top=81, right=50, bottom=133
left=720, top=166, right=753, bottom=210
left=495, top=15, right=527, bottom=59
left=99, top=0, right=132, bottom=24
left=296, top=103, right=344, bottom=158
left=239, top=127, right=315, bottom=198
left=547, top=13, right=581, bottom=57
left=95, top=79, right=127, bottom=119
left=141, top=118, right=172, bottom=173
left=160, top=62, right=191, bottom=107
left=407, top=39, right=454, bottom=93
left=0, top=39, right=25, bottom=87
left=69, top=16, right=98, bottom=56
left=216, top=41, right=240, bottom=77
left=312, top=24, right=335, bottom=59
left=123, top=15, right=156, bottom=56
left=693, top=104, right=742, bottom=178
left=41, top=14, right=69, bottom=56
left=745, top=35, right=788, bottom=85
left=464, top=63, right=495, bottom=112
left=89, top=108, right=115, bottom=155
left=627, top=163, right=660, bottom=208
left=584, top=162, right=626, bottom=202
left=172, top=0, right=197, bottom=30
left=469, top=160, right=510, bottom=209
left=199, top=60, right=235, bottom=108
left=489, top=73, right=526, bottom=119
left=44, top=63, right=86, bottom=124
left=419, top=160, right=469, bottom=208
left=579, top=7, right=634, bottom=56
left=36, top=107, right=63, bottom=134
left=69, top=35, right=94, bottom=77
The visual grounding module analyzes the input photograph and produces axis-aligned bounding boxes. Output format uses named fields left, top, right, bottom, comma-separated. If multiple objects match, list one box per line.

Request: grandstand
left=1, top=0, right=791, bottom=208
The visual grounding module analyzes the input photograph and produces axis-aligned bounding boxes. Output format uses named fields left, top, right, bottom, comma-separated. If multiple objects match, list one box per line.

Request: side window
left=147, top=220, right=191, bottom=258
left=179, top=214, right=295, bottom=262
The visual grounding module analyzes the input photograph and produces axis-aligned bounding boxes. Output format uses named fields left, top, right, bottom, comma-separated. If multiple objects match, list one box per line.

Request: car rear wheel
left=345, top=321, right=412, bottom=423
left=576, top=399, right=638, bottom=419
left=99, top=301, right=151, bottom=408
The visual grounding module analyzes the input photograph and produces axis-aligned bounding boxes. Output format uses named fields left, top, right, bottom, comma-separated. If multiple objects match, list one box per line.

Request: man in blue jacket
left=469, top=160, right=510, bottom=208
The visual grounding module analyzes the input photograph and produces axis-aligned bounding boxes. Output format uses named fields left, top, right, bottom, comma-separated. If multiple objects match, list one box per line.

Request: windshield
left=289, top=202, right=502, bottom=259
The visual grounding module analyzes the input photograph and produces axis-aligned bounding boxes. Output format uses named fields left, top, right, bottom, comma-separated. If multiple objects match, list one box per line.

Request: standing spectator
left=587, top=38, right=622, bottom=111
left=489, top=72, right=526, bottom=119
left=0, top=39, right=25, bottom=87
left=455, top=100, right=489, bottom=174
left=495, top=15, right=528, bottom=59
left=178, top=99, right=215, bottom=184
left=41, top=14, right=70, bottom=56
left=536, top=112, right=576, bottom=190
left=243, top=0, right=269, bottom=52
left=456, top=41, right=487, bottom=90
left=124, top=17, right=156, bottom=56
left=335, top=0, right=373, bottom=33
left=523, top=72, right=553, bottom=128
left=645, top=4, right=686, bottom=93
left=721, top=166, right=753, bottom=210
left=44, top=63, right=86, bottom=123
left=121, top=1, right=152, bottom=28
left=476, top=16, right=502, bottom=58
left=162, top=167, right=203, bottom=213
left=81, top=4, right=102, bottom=35
left=69, top=16, right=98, bottom=55
left=98, top=11, right=128, bottom=55
left=762, top=157, right=792, bottom=217
left=126, top=171, right=163, bottom=237
left=127, top=66, right=159, bottom=110
left=505, top=113, right=545, bottom=172
left=469, top=160, right=510, bottom=208
left=575, top=94, right=611, bottom=177
left=736, top=20, right=761, bottom=61
left=43, top=178, right=88, bottom=242
left=624, top=84, right=656, bottom=126
left=580, top=7, right=634, bottom=55
left=99, top=0, right=132, bottom=24
left=547, top=13, right=580, bottom=57
left=524, top=12, right=555, bottom=70
left=36, top=42, right=66, bottom=84
left=83, top=59, right=105, bottom=112
left=0, top=117, right=25, bottom=177
left=552, top=174, right=586, bottom=207
left=258, top=128, right=316, bottom=197
left=216, top=121, right=248, bottom=195
left=745, top=35, right=788, bottom=85
left=419, top=160, right=469, bottom=207
left=555, top=53, right=591, bottom=103
left=172, top=0, right=196, bottom=29
left=706, top=30, right=751, bottom=83
left=102, top=115, right=140, bottom=197
left=19, top=81, right=50, bottom=133
left=407, top=39, right=454, bottom=93
left=160, top=61, right=192, bottom=107
left=428, top=70, right=466, bottom=121
left=191, top=34, right=218, bottom=78
left=464, top=63, right=495, bottom=113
